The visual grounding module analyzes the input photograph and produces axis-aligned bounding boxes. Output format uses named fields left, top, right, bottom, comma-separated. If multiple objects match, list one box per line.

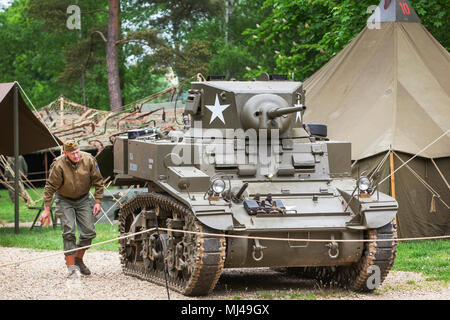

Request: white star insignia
left=205, top=94, right=230, bottom=124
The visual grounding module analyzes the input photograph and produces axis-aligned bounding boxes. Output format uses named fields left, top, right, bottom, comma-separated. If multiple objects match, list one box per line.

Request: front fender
left=360, top=199, right=398, bottom=229
left=362, top=208, right=397, bottom=229
left=338, top=188, right=398, bottom=229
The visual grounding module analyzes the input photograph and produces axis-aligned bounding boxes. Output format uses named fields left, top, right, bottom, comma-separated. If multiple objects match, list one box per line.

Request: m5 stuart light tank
left=113, top=77, right=398, bottom=296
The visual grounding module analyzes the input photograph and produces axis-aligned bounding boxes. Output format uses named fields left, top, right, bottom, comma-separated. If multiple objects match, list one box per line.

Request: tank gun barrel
left=267, top=105, right=304, bottom=119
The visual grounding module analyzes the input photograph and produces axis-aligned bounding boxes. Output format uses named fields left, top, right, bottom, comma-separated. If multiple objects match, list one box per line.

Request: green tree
left=413, top=0, right=449, bottom=51
left=25, top=0, right=170, bottom=110
left=132, top=0, right=224, bottom=78
left=2, top=0, right=446, bottom=112
left=0, top=0, right=67, bottom=107
left=180, top=0, right=269, bottom=80
left=28, top=0, right=127, bottom=111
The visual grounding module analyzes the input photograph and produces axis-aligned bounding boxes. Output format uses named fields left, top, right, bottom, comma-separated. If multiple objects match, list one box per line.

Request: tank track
left=285, top=220, right=397, bottom=291
left=118, top=192, right=226, bottom=296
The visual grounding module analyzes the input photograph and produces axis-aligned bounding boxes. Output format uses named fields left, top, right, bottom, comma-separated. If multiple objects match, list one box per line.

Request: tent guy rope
left=378, top=130, right=450, bottom=186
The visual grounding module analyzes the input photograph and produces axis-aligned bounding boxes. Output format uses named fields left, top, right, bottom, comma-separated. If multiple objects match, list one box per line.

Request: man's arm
left=43, top=162, right=63, bottom=207
left=90, top=157, right=104, bottom=216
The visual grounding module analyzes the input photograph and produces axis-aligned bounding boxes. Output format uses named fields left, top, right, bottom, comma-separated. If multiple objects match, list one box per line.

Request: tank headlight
left=358, top=176, right=371, bottom=192
left=211, top=178, right=226, bottom=194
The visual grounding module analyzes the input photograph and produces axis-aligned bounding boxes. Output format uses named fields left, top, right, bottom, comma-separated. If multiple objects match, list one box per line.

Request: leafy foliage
left=0, top=0, right=66, bottom=107
left=0, top=0, right=447, bottom=110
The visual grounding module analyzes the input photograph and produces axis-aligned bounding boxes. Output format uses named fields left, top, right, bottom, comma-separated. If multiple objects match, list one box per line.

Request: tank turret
left=184, top=80, right=306, bottom=137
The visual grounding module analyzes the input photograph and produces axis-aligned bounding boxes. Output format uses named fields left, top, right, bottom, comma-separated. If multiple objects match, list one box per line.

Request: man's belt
left=56, top=192, right=89, bottom=202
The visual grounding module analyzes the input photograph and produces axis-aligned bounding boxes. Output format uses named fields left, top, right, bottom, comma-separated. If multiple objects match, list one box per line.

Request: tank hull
left=224, top=230, right=363, bottom=268
left=114, top=79, right=399, bottom=295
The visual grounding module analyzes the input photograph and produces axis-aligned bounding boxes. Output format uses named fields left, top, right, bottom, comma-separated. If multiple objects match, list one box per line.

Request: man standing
left=40, top=140, right=104, bottom=278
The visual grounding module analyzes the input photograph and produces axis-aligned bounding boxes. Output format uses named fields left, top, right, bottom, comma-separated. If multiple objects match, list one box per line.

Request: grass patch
left=257, top=290, right=317, bottom=300
left=0, top=223, right=120, bottom=252
left=0, top=188, right=120, bottom=252
left=392, top=240, right=450, bottom=283
left=0, top=188, right=43, bottom=224
left=0, top=187, right=104, bottom=224
left=280, top=291, right=317, bottom=300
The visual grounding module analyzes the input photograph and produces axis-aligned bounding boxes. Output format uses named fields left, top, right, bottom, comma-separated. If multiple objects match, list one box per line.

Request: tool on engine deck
left=243, top=193, right=286, bottom=215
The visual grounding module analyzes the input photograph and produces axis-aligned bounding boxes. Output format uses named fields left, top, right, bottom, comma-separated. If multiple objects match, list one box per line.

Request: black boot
left=75, top=257, right=91, bottom=275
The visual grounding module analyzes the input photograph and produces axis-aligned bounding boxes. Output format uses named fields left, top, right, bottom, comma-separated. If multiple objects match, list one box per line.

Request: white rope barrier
left=0, top=225, right=449, bottom=269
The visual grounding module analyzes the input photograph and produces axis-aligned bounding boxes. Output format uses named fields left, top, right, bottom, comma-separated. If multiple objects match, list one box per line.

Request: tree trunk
left=107, top=0, right=122, bottom=112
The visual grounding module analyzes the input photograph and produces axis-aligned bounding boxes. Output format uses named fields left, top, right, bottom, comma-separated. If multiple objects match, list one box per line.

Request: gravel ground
left=0, top=247, right=448, bottom=300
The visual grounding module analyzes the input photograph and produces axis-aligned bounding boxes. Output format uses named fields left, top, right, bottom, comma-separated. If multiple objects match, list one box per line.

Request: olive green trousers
left=55, top=193, right=96, bottom=256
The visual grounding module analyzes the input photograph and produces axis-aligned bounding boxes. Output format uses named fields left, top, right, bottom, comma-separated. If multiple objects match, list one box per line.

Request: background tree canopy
left=0, top=0, right=447, bottom=110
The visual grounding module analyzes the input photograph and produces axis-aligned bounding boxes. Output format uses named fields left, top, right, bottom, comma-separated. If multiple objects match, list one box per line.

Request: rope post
left=13, top=82, right=20, bottom=234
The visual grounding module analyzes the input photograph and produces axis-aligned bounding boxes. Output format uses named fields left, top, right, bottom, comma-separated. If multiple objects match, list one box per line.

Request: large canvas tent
left=303, top=0, right=450, bottom=238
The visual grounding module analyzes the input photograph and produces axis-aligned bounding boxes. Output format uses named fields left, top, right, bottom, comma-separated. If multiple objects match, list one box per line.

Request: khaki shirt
left=44, top=151, right=104, bottom=207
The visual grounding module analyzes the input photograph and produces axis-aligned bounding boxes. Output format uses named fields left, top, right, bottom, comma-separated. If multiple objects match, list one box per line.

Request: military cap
left=63, top=139, right=79, bottom=152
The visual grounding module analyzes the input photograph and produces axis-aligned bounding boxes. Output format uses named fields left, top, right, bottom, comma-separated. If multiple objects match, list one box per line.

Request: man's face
left=64, top=148, right=81, bottom=163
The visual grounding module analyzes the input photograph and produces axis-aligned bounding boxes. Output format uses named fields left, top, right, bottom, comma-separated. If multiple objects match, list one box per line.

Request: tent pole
left=13, top=82, right=19, bottom=234
left=389, top=151, right=397, bottom=226
left=389, top=151, right=396, bottom=199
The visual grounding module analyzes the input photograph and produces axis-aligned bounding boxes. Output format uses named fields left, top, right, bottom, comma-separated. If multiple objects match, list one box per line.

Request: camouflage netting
left=34, top=95, right=185, bottom=155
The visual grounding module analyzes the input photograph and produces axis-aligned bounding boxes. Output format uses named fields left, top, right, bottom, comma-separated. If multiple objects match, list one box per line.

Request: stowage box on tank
left=113, top=77, right=398, bottom=296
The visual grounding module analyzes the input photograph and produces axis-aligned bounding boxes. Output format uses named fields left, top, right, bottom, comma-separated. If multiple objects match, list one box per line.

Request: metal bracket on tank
left=325, top=235, right=339, bottom=259
left=252, top=239, right=267, bottom=262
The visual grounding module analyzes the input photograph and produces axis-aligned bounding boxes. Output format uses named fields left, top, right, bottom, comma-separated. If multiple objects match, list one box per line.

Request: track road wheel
left=118, top=192, right=226, bottom=296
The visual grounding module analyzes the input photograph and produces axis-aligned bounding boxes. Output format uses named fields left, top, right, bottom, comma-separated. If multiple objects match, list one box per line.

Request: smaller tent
left=0, top=82, right=60, bottom=156
left=0, top=82, right=61, bottom=233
